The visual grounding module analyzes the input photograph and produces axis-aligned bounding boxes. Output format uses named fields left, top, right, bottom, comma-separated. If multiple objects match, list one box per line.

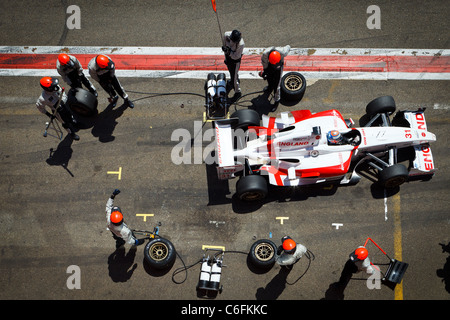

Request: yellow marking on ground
left=107, top=167, right=122, bottom=180
left=136, top=213, right=154, bottom=222
left=202, top=245, right=225, bottom=251
left=276, top=217, right=289, bottom=225
left=393, top=193, right=404, bottom=300
left=322, top=80, right=340, bottom=104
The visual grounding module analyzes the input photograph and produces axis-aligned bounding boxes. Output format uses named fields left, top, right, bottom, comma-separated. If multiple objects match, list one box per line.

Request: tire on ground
left=248, top=239, right=277, bottom=269
left=144, top=237, right=176, bottom=270
left=280, top=72, right=306, bottom=102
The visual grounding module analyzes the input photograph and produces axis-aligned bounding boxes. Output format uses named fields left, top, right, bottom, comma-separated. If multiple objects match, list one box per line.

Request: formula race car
left=214, top=96, right=436, bottom=201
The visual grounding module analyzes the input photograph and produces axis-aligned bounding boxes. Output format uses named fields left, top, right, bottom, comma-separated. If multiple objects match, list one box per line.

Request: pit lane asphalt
left=0, top=0, right=449, bottom=302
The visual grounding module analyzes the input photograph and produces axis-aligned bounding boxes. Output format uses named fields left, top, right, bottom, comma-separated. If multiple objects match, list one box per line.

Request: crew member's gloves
left=111, top=189, right=120, bottom=199
left=134, top=238, right=145, bottom=246
left=222, top=46, right=231, bottom=55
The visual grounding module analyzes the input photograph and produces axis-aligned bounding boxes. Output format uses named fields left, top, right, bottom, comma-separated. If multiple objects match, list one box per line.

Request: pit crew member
left=36, top=76, right=79, bottom=141
left=56, top=53, right=97, bottom=96
left=222, top=29, right=244, bottom=102
left=259, top=45, right=291, bottom=111
left=88, top=55, right=134, bottom=108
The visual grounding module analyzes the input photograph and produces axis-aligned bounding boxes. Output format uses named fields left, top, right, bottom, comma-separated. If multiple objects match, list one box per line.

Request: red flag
left=211, top=0, right=217, bottom=12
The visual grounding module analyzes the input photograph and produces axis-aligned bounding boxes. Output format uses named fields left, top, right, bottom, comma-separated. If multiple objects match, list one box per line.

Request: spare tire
left=67, top=87, right=98, bottom=117
left=248, top=239, right=277, bottom=269
left=280, top=72, right=306, bottom=102
left=144, top=237, right=176, bottom=270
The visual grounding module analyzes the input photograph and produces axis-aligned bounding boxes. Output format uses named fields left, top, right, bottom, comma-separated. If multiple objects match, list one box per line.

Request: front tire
left=378, top=164, right=409, bottom=188
left=366, top=96, right=396, bottom=117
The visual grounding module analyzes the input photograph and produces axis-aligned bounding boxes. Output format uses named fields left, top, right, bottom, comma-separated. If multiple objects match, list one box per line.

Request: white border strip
left=0, top=46, right=448, bottom=57
left=1, top=69, right=449, bottom=80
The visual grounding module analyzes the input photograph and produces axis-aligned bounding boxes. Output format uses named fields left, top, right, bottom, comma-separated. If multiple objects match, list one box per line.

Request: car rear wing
left=402, top=109, right=436, bottom=176
left=214, top=120, right=243, bottom=179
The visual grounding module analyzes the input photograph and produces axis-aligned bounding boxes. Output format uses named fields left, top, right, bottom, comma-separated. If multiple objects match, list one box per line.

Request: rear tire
left=230, top=109, right=260, bottom=130
left=236, top=175, right=268, bottom=201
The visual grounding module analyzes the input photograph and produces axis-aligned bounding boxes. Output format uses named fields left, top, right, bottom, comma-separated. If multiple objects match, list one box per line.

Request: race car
left=213, top=96, right=436, bottom=201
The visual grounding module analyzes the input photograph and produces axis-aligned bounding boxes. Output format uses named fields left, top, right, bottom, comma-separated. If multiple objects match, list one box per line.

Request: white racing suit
left=105, top=197, right=137, bottom=246
left=276, top=242, right=307, bottom=266
left=351, top=246, right=375, bottom=274
left=36, top=88, right=76, bottom=135
left=223, top=31, right=245, bottom=94
left=56, top=54, right=96, bottom=93
left=88, top=55, right=128, bottom=101
left=260, top=45, right=291, bottom=102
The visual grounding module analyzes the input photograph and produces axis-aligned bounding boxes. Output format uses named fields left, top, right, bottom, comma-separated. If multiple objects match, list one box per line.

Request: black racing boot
left=125, top=98, right=134, bottom=109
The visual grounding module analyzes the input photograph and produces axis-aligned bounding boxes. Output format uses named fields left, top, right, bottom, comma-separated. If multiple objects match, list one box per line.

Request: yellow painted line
left=276, top=217, right=289, bottom=225
left=322, top=80, right=340, bottom=104
left=107, top=167, right=122, bottom=180
left=202, top=245, right=225, bottom=251
left=392, top=193, right=404, bottom=300
left=136, top=213, right=154, bottom=222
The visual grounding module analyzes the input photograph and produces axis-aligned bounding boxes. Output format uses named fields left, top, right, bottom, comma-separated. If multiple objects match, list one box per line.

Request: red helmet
left=268, top=50, right=281, bottom=65
left=96, top=55, right=111, bottom=69
left=58, top=53, right=71, bottom=65
left=110, top=207, right=123, bottom=225
left=351, top=247, right=369, bottom=261
left=40, top=77, right=60, bottom=92
left=282, top=238, right=297, bottom=254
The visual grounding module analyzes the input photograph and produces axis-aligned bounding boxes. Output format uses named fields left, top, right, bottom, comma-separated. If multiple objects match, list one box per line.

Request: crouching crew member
left=56, top=53, right=97, bottom=96
left=276, top=235, right=308, bottom=269
left=88, top=55, right=134, bottom=108
left=349, top=246, right=375, bottom=274
left=106, top=189, right=145, bottom=248
left=36, top=76, right=79, bottom=141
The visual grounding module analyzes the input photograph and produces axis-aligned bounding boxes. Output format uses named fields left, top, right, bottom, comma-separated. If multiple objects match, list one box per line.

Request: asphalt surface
left=0, top=0, right=448, bottom=310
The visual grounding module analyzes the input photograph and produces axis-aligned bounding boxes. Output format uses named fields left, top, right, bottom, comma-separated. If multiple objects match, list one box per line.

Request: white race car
left=214, top=96, right=436, bottom=201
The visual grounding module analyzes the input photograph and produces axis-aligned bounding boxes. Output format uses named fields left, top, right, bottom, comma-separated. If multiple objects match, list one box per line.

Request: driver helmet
left=282, top=236, right=297, bottom=254
left=40, top=77, right=60, bottom=92
left=110, top=207, right=123, bottom=225
left=58, top=53, right=75, bottom=68
left=350, top=247, right=369, bottom=261
left=327, top=130, right=343, bottom=144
